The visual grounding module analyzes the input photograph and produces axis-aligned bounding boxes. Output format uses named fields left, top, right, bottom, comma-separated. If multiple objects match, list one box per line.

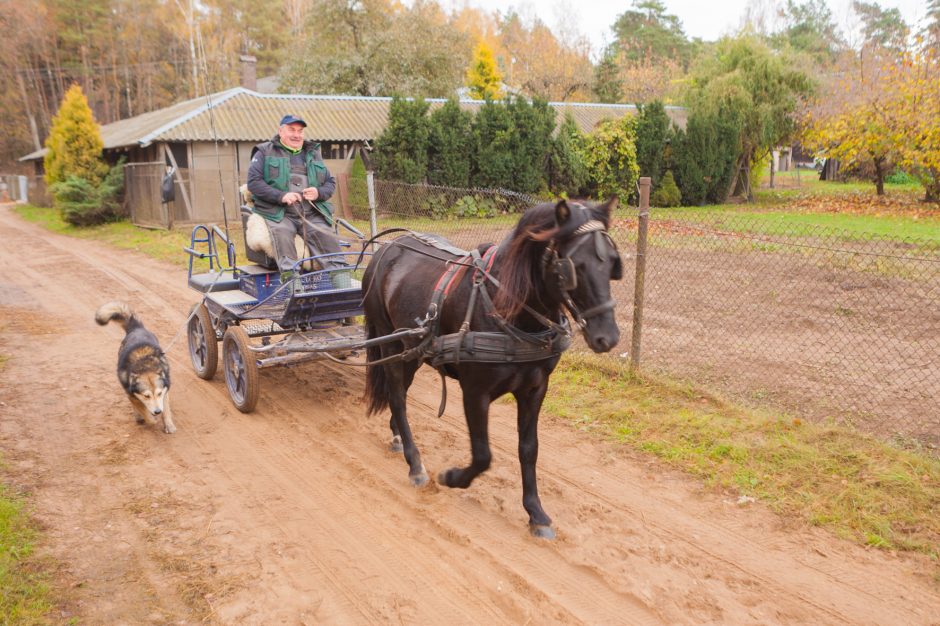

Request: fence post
left=630, top=177, right=651, bottom=372
left=366, top=170, right=377, bottom=242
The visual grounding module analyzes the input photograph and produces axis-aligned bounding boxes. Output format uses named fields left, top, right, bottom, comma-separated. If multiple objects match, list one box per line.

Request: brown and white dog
left=95, top=302, right=176, bottom=434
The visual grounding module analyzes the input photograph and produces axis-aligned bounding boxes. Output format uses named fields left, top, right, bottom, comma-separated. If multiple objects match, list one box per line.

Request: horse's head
left=545, top=197, right=623, bottom=353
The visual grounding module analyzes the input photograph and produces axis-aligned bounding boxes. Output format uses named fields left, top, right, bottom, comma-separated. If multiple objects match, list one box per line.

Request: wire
left=194, top=25, right=231, bottom=241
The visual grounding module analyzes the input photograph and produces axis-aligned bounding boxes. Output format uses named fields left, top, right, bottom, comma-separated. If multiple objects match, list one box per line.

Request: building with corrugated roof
left=19, top=88, right=686, bottom=227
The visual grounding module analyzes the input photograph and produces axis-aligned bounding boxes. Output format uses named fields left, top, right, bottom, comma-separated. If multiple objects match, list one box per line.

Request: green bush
left=579, top=116, right=640, bottom=201
left=650, top=170, right=681, bottom=207
left=347, top=153, right=369, bottom=217
left=453, top=195, right=498, bottom=219
left=886, top=168, right=917, bottom=185
left=52, top=158, right=125, bottom=226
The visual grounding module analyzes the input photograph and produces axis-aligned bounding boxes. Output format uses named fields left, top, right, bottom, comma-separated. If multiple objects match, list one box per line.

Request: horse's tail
left=364, top=319, right=390, bottom=416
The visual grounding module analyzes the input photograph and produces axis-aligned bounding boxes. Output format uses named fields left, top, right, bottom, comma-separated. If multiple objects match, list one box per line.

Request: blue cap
left=279, top=114, right=307, bottom=127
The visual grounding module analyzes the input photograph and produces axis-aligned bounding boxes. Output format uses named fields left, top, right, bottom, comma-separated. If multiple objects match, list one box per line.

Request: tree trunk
left=769, top=151, right=776, bottom=189
left=724, top=153, right=744, bottom=202
left=873, top=156, right=885, bottom=196
left=924, top=169, right=940, bottom=203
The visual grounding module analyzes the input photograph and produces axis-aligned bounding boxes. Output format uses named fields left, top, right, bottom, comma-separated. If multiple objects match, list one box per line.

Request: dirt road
left=1, top=205, right=938, bottom=625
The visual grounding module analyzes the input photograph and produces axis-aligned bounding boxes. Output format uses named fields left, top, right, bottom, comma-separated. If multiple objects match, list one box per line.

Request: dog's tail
left=95, top=301, right=139, bottom=332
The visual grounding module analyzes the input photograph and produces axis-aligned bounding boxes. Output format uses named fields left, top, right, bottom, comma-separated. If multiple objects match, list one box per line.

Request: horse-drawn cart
left=183, top=222, right=421, bottom=412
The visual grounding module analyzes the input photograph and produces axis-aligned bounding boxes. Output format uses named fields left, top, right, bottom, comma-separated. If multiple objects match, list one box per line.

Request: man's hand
left=302, top=187, right=320, bottom=201
left=282, top=191, right=302, bottom=205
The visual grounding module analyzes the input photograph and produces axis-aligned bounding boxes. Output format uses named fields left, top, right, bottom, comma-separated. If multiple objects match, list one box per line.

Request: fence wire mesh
left=357, top=179, right=939, bottom=450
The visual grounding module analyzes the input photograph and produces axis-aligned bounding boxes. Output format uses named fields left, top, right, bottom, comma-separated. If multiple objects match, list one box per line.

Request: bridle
left=543, top=218, right=620, bottom=331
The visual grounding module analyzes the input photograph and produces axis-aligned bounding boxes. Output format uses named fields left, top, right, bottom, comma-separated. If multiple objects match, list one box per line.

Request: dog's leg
left=130, top=396, right=149, bottom=425
left=161, top=396, right=177, bottom=434
left=129, top=397, right=147, bottom=424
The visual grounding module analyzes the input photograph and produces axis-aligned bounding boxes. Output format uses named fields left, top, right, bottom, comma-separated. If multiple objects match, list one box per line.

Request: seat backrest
left=240, top=206, right=278, bottom=269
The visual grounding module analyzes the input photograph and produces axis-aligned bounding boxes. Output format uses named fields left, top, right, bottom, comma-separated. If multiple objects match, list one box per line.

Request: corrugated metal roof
left=20, top=88, right=687, bottom=161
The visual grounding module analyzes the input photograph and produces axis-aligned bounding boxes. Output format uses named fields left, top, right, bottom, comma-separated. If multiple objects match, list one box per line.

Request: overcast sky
left=441, top=0, right=931, bottom=57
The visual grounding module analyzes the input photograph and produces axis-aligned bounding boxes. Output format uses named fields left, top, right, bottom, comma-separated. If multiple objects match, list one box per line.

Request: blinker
left=553, top=257, right=577, bottom=291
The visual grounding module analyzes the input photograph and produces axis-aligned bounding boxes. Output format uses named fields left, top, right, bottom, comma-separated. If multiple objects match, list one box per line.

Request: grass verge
left=14, top=205, right=198, bottom=268
left=544, top=354, right=940, bottom=560
left=0, top=469, right=52, bottom=623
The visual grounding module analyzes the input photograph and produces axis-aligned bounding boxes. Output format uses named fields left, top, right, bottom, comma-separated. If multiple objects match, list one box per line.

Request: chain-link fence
left=355, top=178, right=939, bottom=450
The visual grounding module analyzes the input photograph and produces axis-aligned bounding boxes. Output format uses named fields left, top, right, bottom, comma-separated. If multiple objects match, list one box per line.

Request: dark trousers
left=267, top=205, right=344, bottom=271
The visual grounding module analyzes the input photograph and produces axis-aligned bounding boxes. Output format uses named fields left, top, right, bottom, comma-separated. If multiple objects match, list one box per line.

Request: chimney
left=240, top=55, right=257, bottom=91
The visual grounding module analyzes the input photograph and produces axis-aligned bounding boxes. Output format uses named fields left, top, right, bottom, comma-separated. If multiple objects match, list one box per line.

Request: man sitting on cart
left=246, top=114, right=347, bottom=280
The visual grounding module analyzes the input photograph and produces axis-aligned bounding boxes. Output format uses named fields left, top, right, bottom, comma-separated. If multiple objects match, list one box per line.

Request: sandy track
left=0, top=204, right=938, bottom=625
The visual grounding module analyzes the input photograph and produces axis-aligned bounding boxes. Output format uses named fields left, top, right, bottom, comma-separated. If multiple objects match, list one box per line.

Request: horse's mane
left=491, top=203, right=561, bottom=320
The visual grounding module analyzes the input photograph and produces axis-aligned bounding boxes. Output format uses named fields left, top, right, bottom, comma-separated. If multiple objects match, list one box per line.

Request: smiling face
left=278, top=122, right=305, bottom=150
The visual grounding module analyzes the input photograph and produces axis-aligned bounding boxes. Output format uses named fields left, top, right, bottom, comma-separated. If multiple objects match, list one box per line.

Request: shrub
left=52, top=159, right=125, bottom=226
left=347, top=153, right=370, bottom=218
left=651, top=170, right=681, bottom=207
left=579, top=116, right=640, bottom=202
left=886, top=168, right=917, bottom=185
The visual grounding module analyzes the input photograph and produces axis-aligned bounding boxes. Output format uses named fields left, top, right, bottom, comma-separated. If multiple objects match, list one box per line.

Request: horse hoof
left=436, top=469, right=452, bottom=487
left=529, top=524, right=556, bottom=539
left=410, top=472, right=429, bottom=488
left=389, top=435, right=403, bottom=453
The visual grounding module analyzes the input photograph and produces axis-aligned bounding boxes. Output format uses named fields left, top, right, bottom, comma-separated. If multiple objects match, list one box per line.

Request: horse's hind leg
left=388, top=416, right=402, bottom=452
left=438, top=389, right=492, bottom=489
left=516, top=385, right=554, bottom=539
left=384, top=359, right=428, bottom=487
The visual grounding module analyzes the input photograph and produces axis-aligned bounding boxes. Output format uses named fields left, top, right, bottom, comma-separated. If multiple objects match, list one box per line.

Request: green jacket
left=246, top=138, right=336, bottom=224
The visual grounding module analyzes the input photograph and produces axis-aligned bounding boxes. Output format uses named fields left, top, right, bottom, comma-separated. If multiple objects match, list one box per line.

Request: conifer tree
left=428, top=99, right=473, bottom=187
left=466, top=42, right=503, bottom=101
left=44, top=84, right=107, bottom=186
left=634, top=101, right=673, bottom=189
left=373, top=97, right=431, bottom=184
left=548, top=113, right=589, bottom=196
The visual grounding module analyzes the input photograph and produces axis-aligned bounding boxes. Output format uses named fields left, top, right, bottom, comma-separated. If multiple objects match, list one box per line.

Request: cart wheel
left=222, top=326, right=260, bottom=413
left=188, top=303, right=218, bottom=380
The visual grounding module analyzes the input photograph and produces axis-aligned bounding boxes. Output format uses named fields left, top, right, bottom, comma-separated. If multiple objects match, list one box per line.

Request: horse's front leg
left=516, top=383, right=554, bottom=539
left=437, top=385, right=491, bottom=489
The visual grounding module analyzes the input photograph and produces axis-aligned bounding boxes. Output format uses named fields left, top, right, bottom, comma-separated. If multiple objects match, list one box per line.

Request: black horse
left=362, top=198, right=622, bottom=538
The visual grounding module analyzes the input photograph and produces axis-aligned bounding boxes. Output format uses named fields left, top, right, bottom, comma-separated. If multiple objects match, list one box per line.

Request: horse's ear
left=554, top=199, right=571, bottom=225
left=599, top=195, right=619, bottom=221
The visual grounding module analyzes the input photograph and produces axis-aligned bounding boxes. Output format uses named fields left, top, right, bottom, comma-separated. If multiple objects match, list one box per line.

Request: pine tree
left=44, top=84, right=108, bottom=186
left=466, top=42, right=503, bottom=101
